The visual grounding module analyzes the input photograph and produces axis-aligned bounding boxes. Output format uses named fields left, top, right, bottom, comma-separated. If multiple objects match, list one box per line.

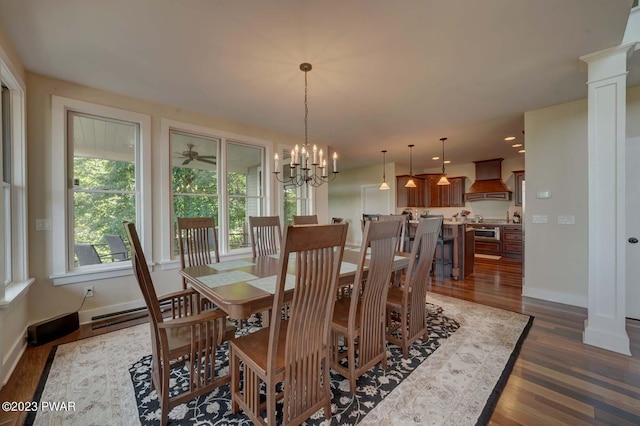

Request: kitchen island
left=443, top=221, right=475, bottom=280
left=408, top=220, right=474, bottom=280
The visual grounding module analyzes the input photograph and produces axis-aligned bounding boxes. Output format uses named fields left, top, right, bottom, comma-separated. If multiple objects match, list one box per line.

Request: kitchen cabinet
left=513, top=170, right=525, bottom=206
left=467, top=223, right=523, bottom=258
left=420, top=174, right=465, bottom=207
left=396, top=175, right=425, bottom=207
left=501, top=225, right=523, bottom=258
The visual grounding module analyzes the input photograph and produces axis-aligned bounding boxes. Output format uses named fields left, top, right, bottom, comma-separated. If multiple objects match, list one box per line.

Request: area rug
left=27, top=293, right=532, bottom=426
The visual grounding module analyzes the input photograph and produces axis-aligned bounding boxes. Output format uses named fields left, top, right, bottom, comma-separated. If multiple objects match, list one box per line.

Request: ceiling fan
left=175, top=143, right=216, bottom=165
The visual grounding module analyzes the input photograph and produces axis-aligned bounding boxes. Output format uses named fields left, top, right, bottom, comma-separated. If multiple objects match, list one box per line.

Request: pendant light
left=405, top=144, right=417, bottom=188
left=437, top=137, right=450, bottom=186
left=380, top=150, right=390, bottom=190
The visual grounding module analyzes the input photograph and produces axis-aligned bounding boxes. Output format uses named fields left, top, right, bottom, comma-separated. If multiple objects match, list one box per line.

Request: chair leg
left=161, top=363, right=171, bottom=425
left=230, top=349, right=240, bottom=414
left=401, top=308, right=409, bottom=359
left=348, top=336, right=357, bottom=395
left=266, top=382, right=276, bottom=426
left=323, top=358, right=332, bottom=420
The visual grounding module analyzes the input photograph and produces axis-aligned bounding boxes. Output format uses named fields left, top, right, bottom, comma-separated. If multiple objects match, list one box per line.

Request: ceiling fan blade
left=197, top=155, right=217, bottom=159
left=197, top=158, right=216, bottom=165
left=182, top=158, right=192, bottom=165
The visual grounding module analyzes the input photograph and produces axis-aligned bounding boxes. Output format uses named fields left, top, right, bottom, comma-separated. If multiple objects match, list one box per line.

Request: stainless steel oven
left=473, top=226, right=500, bottom=241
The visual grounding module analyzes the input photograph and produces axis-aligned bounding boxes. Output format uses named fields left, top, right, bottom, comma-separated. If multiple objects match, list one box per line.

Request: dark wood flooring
left=1, top=257, right=639, bottom=425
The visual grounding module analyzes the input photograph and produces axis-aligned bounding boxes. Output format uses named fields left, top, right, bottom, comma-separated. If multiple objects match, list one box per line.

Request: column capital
left=580, top=43, right=637, bottom=85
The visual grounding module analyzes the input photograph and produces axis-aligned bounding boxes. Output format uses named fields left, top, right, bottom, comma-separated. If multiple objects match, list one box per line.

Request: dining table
left=180, top=248, right=410, bottom=321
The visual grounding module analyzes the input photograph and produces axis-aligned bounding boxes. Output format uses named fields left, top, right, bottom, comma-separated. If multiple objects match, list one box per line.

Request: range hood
left=465, top=158, right=512, bottom=201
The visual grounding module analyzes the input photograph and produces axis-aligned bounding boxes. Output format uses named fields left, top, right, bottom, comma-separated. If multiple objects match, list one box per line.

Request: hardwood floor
left=1, top=257, right=639, bottom=425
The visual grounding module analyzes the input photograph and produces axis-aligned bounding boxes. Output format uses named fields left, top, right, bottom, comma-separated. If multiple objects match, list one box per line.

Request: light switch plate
left=532, top=214, right=548, bottom=224
left=36, top=219, right=51, bottom=231
left=536, top=190, right=552, bottom=199
left=558, top=215, right=576, bottom=225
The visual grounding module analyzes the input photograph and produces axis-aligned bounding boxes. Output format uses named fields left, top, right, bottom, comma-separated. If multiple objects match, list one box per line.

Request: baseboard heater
left=89, top=302, right=173, bottom=330
left=27, top=312, right=80, bottom=346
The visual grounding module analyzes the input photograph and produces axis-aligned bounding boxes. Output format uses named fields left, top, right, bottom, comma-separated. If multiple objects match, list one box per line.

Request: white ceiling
left=0, top=0, right=635, bottom=172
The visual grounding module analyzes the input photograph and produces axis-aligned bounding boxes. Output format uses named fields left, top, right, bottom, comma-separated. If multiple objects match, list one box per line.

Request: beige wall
left=25, top=72, right=327, bottom=324
left=523, top=98, right=590, bottom=306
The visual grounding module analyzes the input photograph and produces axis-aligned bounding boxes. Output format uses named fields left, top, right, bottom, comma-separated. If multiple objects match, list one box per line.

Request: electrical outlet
left=84, top=286, right=94, bottom=298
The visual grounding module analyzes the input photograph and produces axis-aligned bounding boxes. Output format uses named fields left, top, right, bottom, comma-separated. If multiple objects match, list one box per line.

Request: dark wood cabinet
left=513, top=170, right=525, bottom=206
left=501, top=225, right=523, bottom=258
left=420, top=174, right=465, bottom=207
left=396, top=175, right=425, bottom=207
left=475, top=158, right=503, bottom=180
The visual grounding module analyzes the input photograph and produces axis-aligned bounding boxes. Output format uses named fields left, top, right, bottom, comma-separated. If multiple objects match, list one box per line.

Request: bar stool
left=423, top=215, right=453, bottom=280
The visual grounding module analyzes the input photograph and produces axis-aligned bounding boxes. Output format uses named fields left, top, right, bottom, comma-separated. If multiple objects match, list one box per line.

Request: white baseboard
left=78, top=299, right=146, bottom=325
left=1, top=326, right=28, bottom=386
left=522, top=286, right=587, bottom=308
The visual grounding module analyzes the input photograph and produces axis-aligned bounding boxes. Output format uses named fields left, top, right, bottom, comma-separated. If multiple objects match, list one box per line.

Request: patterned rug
left=27, top=293, right=533, bottom=426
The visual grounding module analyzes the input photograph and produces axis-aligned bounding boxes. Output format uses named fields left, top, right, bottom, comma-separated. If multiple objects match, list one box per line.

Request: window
left=161, top=119, right=271, bottom=263
left=51, top=97, right=151, bottom=284
left=171, top=130, right=219, bottom=255
left=68, top=112, right=138, bottom=269
left=1, top=85, right=11, bottom=285
left=0, top=54, right=29, bottom=304
left=227, top=142, right=264, bottom=250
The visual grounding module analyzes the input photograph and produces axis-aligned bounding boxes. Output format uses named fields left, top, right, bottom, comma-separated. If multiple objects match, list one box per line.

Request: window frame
left=50, top=96, right=151, bottom=285
left=0, top=52, right=30, bottom=305
left=159, top=119, right=274, bottom=267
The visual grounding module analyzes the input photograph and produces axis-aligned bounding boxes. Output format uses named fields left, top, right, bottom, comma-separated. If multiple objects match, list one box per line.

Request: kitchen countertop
left=409, top=219, right=522, bottom=226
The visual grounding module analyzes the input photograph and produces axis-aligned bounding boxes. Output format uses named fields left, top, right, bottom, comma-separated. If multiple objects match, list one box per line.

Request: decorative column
left=580, top=43, right=636, bottom=355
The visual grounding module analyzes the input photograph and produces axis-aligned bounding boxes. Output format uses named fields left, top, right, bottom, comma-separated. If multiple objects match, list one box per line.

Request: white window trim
left=159, top=119, right=275, bottom=268
left=50, top=96, right=151, bottom=285
left=0, top=49, right=30, bottom=306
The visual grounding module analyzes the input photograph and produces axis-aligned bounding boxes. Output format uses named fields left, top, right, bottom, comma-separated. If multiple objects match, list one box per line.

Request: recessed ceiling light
left=518, top=149, right=525, bottom=153
left=512, top=143, right=522, bottom=148
left=505, top=136, right=516, bottom=141
left=432, top=156, right=440, bottom=160
left=444, top=160, right=451, bottom=164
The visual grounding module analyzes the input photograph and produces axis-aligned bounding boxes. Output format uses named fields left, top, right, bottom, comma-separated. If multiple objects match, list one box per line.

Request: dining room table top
left=180, top=247, right=410, bottom=320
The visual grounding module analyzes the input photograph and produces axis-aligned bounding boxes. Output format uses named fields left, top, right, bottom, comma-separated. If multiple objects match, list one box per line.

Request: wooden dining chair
left=249, top=215, right=282, bottom=257
left=230, top=223, right=348, bottom=426
left=292, top=214, right=318, bottom=225
left=330, top=219, right=402, bottom=394
left=177, top=216, right=235, bottom=339
left=386, top=217, right=441, bottom=358
left=123, top=221, right=234, bottom=425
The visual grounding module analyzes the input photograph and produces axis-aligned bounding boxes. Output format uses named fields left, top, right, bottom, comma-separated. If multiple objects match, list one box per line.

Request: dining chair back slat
left=249, top=216, right=282, bottom=257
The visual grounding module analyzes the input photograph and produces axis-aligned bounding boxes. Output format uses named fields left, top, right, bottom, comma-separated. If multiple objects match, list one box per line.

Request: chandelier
left=273, top=63, right=338, bottom=187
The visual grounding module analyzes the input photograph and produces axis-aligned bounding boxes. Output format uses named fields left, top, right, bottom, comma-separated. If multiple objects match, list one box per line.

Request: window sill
left=0, top=278, right=35, bottom=310
left=50, top=263, right=134, bottom=286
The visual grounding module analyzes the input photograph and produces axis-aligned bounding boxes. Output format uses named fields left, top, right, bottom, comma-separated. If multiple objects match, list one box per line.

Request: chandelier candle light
left=273, top=63, right=338, bottom=187
left=437, top=137, right=450, bottom=186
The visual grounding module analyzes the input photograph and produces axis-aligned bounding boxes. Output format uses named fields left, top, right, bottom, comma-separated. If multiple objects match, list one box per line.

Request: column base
left=583, top=319, right=631, bottom=356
